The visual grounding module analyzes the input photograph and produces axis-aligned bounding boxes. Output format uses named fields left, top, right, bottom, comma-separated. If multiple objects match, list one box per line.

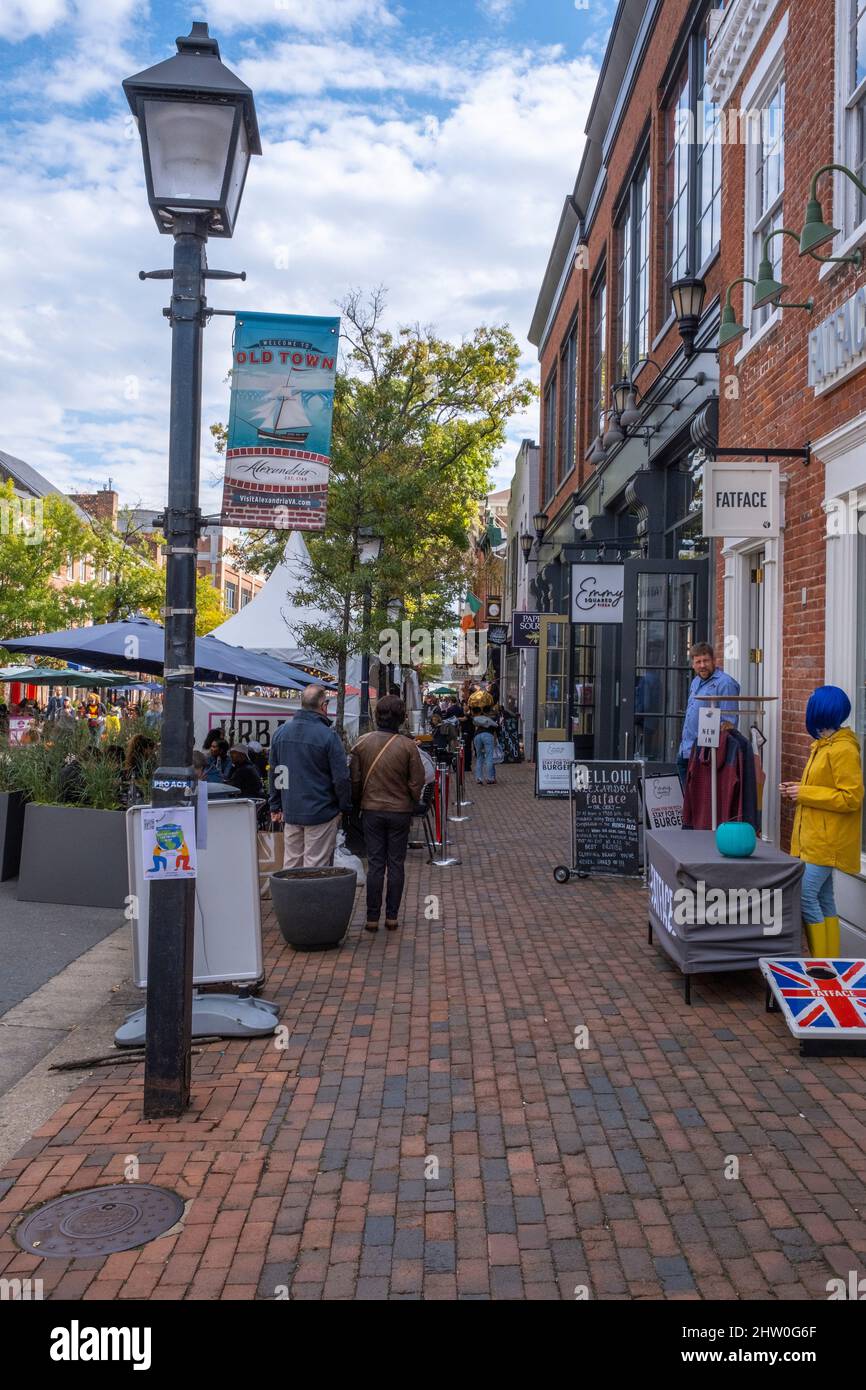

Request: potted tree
left=270, top=866, right=358, bottom=950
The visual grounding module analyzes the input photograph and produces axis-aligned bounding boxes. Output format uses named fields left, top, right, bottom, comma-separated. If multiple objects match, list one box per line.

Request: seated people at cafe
left=205, top=737, right=231, bottom=782
left=225, top=745, right=264, bottom=798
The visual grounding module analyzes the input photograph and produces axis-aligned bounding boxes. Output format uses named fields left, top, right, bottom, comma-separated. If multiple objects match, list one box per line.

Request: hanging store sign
left=702, top=458, right=779, bottom=537
left=570, top=564, right=624, bottom=623
left=486, top=624, right=508, bottom=646
left=221, top=312, right=340, bottom=531
left=808, top=286, right=866, bottom=394
left=511, top=611, right=540, bottom=647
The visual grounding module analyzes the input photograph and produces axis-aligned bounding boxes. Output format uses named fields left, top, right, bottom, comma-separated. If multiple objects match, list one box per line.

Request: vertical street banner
left=220, top=311, right=340, bottom=530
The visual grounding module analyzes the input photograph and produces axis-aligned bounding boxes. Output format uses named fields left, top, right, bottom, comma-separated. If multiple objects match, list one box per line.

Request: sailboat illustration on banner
left=250, top=370, right=312, bottom=446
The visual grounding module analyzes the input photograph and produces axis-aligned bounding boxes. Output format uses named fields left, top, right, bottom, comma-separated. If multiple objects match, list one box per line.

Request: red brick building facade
left=529, top=0, right=866, bottom=948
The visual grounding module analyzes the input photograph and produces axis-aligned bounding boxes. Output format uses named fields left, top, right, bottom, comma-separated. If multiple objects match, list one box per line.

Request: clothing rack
left=694, top=695, right=778, bottom=832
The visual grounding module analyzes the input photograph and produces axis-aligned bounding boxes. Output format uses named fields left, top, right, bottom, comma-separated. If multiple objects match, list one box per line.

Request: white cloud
left=1, top=32, right=597, bottom=507
left=201, top=0, right=397, bottom=35
left=239, top=39, right=466, bottom=98
left=479, top=0, right=517, bottom=20
left=0, top=0, right=68, bottom=42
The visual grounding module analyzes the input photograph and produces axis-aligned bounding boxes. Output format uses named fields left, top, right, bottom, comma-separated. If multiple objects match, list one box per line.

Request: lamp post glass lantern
left=124, top=23, right=260, bottom=1119
left=670, top=275, right=706, bottom=358
left=123, top=22, right=262, bottom=238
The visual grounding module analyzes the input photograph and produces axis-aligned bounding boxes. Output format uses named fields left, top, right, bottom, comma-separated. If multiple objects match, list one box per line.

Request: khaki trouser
left=283, top=813, right=341, bottom=869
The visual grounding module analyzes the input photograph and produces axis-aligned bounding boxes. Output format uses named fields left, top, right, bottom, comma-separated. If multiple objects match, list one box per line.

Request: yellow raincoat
left=790, top=727, right=864, bottom=874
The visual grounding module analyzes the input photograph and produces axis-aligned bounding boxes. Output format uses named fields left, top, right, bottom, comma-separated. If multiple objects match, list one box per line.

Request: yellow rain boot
left=823, top=916, right=841, bottom=957
left=805, top=921, right=825, bottom=956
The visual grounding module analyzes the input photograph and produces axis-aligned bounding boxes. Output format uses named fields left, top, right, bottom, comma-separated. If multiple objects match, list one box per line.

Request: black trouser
left=364, top=810, right=412, bottom=919
left=462, top=728, right=473, bottom=771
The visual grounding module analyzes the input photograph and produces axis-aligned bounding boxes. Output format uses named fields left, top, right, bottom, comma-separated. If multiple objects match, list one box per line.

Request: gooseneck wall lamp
left=798, top=163, right=866, bottom=255
left=124, top=23, right=261, bottom=1118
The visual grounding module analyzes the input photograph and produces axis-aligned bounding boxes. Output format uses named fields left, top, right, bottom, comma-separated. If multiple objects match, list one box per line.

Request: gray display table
left=646, top=829, right=804, bottom=1004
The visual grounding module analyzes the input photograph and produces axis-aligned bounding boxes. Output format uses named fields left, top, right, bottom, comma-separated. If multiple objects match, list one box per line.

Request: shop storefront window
left=667, top=455, right=709, bottom=559
left=572, top=624, right=596, bottom=738
left=633, top=572, right=697, bottom=763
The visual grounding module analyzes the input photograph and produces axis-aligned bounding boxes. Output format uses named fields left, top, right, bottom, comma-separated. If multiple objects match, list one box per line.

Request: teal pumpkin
left=715, top=821, right=756, bottom=857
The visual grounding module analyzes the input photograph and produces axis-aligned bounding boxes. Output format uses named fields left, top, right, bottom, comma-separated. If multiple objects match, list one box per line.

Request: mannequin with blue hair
left=781, top=685, right=864, bottom=956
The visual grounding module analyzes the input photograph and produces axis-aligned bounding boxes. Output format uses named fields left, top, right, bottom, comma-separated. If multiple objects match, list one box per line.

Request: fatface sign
left=702, top=458, right=779, bottom=537
left=511, top=611, right=540, bottom=647
left=808, top=286, right=866, bottom=394
left=570, top=564, right=624, bottom=624
left=221, top=311, right=340, bottom=530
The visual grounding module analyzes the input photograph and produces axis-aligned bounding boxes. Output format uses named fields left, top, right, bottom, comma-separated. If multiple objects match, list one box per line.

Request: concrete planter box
left=17, top=803, right=129, bottom=908
left=0, top=791, right=26, bottom=881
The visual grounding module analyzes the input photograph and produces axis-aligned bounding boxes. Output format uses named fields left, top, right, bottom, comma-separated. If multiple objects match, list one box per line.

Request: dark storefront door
left=619, top=558, right=708, bottom=770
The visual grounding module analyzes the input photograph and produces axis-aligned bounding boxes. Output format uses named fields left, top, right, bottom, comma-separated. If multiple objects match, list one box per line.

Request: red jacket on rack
left=682, top=728, right=760, bottom=831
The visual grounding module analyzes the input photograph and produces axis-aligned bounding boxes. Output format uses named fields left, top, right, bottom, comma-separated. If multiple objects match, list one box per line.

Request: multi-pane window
left=542, top=375, right=557, bottom=502
left=747, top=72, right=785, bottom=331
left=664, top=68, right=691, bottom=301
left=590, top=274, right=607, bottom=442
left=559, top=320, right=578, bottom=481
left=663, top=4, right=723, bottom=308
left=225, top=582, right=237, bottom=612
left=615, top=161, right=651, bottom=378
left=840, top=0, right=866, bottom=232
left=695, top=21, right=722, bottom=266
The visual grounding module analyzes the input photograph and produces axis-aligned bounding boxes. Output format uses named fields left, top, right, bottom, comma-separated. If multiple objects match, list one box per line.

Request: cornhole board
left=760, top=957, right=866, bottom=1056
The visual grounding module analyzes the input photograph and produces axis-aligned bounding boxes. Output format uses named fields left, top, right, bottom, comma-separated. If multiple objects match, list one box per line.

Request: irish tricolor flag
left=460, top=592, right=481, bottom=632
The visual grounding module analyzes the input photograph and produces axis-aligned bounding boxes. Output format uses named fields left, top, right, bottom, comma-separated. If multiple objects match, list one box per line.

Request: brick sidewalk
left=2, top=762, right=866, bottom=1300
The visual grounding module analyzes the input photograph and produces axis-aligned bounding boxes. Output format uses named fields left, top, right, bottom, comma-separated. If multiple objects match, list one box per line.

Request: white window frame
left=826, top=0, right=866, bottom=272
left=735, top=14, right=787, bottom=361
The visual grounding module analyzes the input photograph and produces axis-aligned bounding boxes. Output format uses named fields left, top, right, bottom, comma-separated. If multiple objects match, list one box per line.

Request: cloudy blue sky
left=0, top=0, right=615, bottom=511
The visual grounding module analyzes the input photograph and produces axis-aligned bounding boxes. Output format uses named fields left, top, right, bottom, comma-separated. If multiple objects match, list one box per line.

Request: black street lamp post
left=124, top=23, right=260, bottom=1118
left=357, top=529, right=383, bottom=734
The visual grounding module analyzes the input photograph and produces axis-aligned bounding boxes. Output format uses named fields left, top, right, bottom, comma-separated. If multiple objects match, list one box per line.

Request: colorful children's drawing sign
left=141, top=807, right=197, bottom=881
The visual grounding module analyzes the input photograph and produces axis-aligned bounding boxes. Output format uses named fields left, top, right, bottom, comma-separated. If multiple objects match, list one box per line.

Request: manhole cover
left=15, top=1184, right=185, bottom=1258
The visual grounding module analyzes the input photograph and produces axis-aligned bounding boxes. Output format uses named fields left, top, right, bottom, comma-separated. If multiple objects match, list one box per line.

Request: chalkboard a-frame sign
left=573, top=760, right=643, bottom=877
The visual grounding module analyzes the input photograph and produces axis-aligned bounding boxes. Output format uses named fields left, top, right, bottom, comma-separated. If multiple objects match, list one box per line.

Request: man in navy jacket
left=269, top=684, right=352, bottom=869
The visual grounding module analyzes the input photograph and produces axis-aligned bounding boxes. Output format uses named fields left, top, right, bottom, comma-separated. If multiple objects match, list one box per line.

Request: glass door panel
left=537, top=615, right=569, bottom=741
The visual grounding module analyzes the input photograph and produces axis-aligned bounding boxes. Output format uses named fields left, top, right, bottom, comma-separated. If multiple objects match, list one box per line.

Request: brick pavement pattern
left=2, top=763, right=866, bottom=1300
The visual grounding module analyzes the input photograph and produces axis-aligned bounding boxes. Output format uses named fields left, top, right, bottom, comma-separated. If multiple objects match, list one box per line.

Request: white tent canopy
left=210, top=531, right=361, bottom=734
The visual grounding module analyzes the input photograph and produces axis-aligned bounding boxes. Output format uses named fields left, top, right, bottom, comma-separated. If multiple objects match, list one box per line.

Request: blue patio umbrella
left=0, top=616, right=333, bottom=690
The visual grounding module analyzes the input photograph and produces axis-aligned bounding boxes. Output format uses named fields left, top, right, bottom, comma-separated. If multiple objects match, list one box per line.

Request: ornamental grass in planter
left=0, top=749, right=26, bottom=881
left=13, top=723, right=135, bottom=909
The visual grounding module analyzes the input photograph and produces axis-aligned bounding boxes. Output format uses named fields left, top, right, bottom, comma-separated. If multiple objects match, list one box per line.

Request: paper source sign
left=221, top=311, right=340, bottom=531
left=570, top=565, right=624, bottom=624
left=511, top=612, right=540, bottom=647
left=703, top=458, right=779, bottom=538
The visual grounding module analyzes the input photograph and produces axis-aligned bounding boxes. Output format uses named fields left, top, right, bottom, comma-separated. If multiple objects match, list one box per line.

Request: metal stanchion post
left=458, top=741, right=471, bottom=808
left=449, top=746, right=470, bottom=823
left=432, top=764, right=460, bottom=866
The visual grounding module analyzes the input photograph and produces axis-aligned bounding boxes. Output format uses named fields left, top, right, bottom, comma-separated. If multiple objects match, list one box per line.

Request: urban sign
left=570, top=564, right=625, bottom=624
left=221, top=311, right=340, bottom=531
left=572, top=760, right=642, bottom=876
left=511, top=611, right=540, bottom=647
left=808, top=285, right=866, bottom=395
left=486, top=624, right=508, bottom=646
left=702, top=458, right=779, bottom=537
left=536, top=740, right=573, bottom=798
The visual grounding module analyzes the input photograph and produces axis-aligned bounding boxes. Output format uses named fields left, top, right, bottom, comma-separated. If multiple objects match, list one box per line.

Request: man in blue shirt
left=677, top=642, right=740, bottom=788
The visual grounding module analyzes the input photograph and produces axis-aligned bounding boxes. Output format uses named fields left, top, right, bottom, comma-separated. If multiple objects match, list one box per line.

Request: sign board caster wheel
left=577, top=871, right=589, bottom=879
left=553, top=865, right=571, bottom=884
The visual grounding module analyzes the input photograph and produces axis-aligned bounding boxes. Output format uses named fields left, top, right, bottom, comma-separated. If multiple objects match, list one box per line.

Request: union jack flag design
left=761, top=958, right=866, bottom=1038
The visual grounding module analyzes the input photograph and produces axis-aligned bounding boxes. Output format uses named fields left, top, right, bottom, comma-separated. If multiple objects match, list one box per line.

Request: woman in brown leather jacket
left=351, top=695, right=426, bottom=933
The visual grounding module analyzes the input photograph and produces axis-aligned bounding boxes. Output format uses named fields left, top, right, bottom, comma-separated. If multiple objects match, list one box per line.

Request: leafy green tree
left=0, top=479, right=93, bottom=640
left=213, top=290, right=535, bottom=728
